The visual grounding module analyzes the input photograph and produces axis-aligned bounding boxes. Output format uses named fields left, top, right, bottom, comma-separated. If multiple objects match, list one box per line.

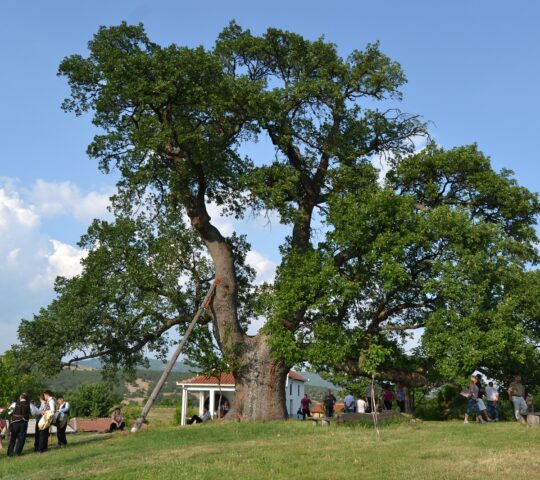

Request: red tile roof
left=180, top=372, right=236, bottom=386
left=179, top=370, right=306, bottom=386
left=287, top=370, right=306, bottom=382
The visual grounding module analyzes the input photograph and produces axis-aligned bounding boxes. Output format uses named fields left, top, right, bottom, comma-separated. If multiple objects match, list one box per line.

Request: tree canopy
left=13, top=22, right=540, bottom=418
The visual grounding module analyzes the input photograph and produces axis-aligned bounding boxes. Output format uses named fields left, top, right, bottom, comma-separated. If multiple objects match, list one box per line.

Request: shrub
left=415, top=385, right=468, bottom=420
left=68, top=383, right=122, bottom=417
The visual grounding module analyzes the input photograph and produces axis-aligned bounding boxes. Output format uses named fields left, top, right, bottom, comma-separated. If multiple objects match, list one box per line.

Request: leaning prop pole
left=131, top=278, right=220, bottom=433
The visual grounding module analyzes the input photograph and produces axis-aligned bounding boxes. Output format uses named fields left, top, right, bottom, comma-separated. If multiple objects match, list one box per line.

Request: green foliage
left=13, top=21, right=540, bottom=406
left=0, top=352, right=44, bottom=407
left=68, top=383, right=122, bottom=418
left=302, top=143, right=540, bottom=387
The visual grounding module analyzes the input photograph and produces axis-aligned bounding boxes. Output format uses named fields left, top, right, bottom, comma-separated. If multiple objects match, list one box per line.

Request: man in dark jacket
left=7, top=393, right=31, bottom=456
left=323, top=389, right=337, bottom=418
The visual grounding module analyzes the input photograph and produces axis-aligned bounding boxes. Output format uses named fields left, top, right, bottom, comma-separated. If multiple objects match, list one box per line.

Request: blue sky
left=1, top=0, right=539, bottom=353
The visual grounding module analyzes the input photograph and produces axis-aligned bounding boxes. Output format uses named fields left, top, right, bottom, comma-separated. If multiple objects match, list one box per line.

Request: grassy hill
left=1, top=420, right=539, bottom=479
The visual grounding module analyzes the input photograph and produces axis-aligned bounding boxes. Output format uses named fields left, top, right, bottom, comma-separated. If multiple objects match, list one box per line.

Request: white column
left=199, top=391, right=204, bottom=416
left=209, top=388, right=215, bottom=419
left=181, top=387, right=188, bottom=426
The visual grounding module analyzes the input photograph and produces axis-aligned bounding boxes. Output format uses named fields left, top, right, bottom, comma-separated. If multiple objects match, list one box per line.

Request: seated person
left=219, top=399, right=230, bottom=418
left=187, top=408, right=211, bottom=425
left=109, top=408, right=125, bottom=432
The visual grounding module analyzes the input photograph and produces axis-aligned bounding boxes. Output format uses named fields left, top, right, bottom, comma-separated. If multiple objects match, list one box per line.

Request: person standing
left=396, top=385, right=406, bottom=413
left=31, top=395, right=45, bottom=452
left=343, top=392, right=356, bottom=413
left=383, top=387, right=394, bottom=411
left=356, top=396, right=368, bottom=413
left=0, top=405, right=7, bottom=450
left=323, top=389, right=337, bottom=418
left=464, top=376, right=485, bottom=424
left=6, top=394, right=31, bottom=456
left=485, top=381, right=500, bottom=421
left=37, top=390, right=56, bottom=453
left=55, top=395, right=70, bottom=448
left=508, top=375, right=528, bottom=421
left=300, top=394, right=312, bottom=420
left=476, top=374, right=485, bottom=399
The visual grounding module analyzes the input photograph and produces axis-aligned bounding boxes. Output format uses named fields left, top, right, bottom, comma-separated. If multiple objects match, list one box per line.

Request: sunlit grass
left=1, top=420, right=539, bottom=479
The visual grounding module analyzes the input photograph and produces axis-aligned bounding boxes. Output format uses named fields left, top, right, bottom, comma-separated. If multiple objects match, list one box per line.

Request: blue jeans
left=466, top=398, right=480, bottom=416
left=325, top=407, right=334, bottom=417
left=487, top=400, right=499, bottom=420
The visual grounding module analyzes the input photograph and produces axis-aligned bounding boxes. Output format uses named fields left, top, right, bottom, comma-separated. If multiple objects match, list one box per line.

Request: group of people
left=297, top=383, right=408, bottom=420
left=0, top=390, right=68, bottom=457
left=463, top=374, right=534, bottom=424
left=0, top=391, right=127, bottom=457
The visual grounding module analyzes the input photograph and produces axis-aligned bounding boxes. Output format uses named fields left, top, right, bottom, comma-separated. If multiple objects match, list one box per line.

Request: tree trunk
left=227, top=335, right=289, bottom=421
left=403, top=385, right=412, bottom=414
left=187, top=202, right=288, bottom=421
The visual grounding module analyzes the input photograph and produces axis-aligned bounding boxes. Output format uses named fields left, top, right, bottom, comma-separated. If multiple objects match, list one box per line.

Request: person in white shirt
left=356, top=396, right=368, bottom=413
left=37, top=390, right=56, bottom=453
left=485, top=381, right=499, bottom=421
left=55, top=395, right=70, bottom=447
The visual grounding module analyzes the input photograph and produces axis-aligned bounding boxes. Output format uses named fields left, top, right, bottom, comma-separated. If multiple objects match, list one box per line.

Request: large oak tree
left=15, top=23, right=540, bottom=420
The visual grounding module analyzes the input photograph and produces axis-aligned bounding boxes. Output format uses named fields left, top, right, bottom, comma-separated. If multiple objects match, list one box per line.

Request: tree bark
left=403, top=385, right=412, bottom=414
left=187, top=196, right=289, bottom=421
left=227, top=335, right=289, bottom=421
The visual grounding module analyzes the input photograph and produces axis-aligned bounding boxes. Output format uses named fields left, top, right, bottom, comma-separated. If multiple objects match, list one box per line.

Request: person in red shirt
left=300, top=394, right=312, bottom=420
left=383, top=387, right=395, bottom=411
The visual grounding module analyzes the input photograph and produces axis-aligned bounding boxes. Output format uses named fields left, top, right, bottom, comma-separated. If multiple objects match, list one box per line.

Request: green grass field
left=1, top=420, right=539, bottom=480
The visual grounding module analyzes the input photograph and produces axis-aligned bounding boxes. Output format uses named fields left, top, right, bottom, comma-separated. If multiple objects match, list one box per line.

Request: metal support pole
left=131, top=279, right=219, bottom=433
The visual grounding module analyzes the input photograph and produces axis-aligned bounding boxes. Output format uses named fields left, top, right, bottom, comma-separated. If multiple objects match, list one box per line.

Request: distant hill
left=300, top=372, right=336, bottom=389
left=75, top=358, right=196, bottom=373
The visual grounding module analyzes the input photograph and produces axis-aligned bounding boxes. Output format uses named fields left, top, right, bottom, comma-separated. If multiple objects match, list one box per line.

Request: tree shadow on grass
left=69, top=433, right=115, bottom=448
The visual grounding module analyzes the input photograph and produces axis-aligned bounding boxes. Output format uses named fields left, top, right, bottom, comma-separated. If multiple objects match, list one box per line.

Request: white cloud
left=246, top=250, right=276, bottom=284
left=373, top=134, right=430, bottom=184
left=205, top=202, right=235, bottom=237
left=29, top=240, right=87, bottom=291
left=0, top=179, right=98, bottom=352
left=31, top=179, right=112, bottom=223
left=0, top=186, right=39, bottom=230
